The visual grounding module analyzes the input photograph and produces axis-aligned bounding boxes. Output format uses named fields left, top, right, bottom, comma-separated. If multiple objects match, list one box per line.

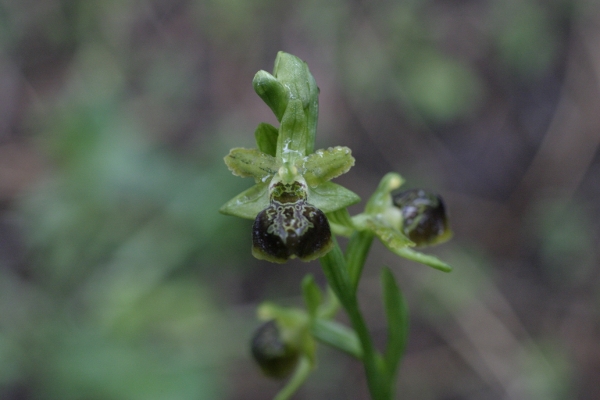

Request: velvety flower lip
left=392, top=189, right=451, bottom=247
left=252, top=198, right=333, bottom=263
left=250, top=178, right=333, bottom=263
left=251, top=320, right=300, bottom=379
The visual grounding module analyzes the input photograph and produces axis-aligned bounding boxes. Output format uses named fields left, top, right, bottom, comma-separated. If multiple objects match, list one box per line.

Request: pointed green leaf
left=381, top=267, right=409, bottom=376
left=255, top=123, right=279, bottom=157
left=301, top=275, right=322, bottom=318
left=302, top=146, right=355, bottom=187
left=309, top=182, right=360, bottom=214
left=253, top=70, right=288, bottom=122
left=366, top=218, right=414, bottom=251
left=391, top=247, right=453, bottom=273
left=318, top=238, right=354, bottom=310
left=219, top=182, right=269, bottom=219
left=224, top=148, right=279, bottom=182
left=311, top=318, right=363, bottom=359
left=278, top=98, right=308, bottom=161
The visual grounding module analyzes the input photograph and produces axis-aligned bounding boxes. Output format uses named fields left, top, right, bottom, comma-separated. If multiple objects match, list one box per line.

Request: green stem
left=320, top=240, right=391, bottom=400
left=345, top=231, right=375, bottom=292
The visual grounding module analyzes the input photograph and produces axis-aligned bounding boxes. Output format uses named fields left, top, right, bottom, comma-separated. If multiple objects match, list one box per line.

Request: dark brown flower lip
left=252, top=198, right=333, bottom=263
left=392, top=189, right=450, bottom=246
left=251, top=320, right=299, bottom=379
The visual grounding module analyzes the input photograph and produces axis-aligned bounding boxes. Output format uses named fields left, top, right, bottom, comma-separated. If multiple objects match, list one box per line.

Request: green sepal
left=219, top=182, right=269, bottom=219
left=311, top=318, right=362, bottom=359
left=365, top=172, right=404, bottom=214
left=224, top=148, right=279, bottom=182
left=253, top=70, right=288, bottom=122
left=381, top=267, right=409, bottom=377
left=302, top=146, right=355, bottom=188
left=309, top=182, right=361, bottom=214
left=278, top=98, right=308, bottom=161
left=301, top=275, right=322, bottom=318
left=390, top=247, right=453, bottom=273
left=273, top=52, right=318, bottom=110
left=272, top=52, right=319, bottom=155
left=366, top=218, right=414, bottom=251
left=255, top=123, right=279, bottom=157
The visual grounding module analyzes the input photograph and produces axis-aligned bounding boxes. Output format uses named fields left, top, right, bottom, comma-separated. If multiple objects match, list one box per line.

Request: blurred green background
left=1, top=0, right=599, bottom=399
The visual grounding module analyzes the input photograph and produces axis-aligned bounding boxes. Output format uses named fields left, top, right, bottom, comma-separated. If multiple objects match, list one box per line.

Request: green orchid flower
left=351, top=173, right=453, bottom=272
left=220, top=52, right=360, bottom=263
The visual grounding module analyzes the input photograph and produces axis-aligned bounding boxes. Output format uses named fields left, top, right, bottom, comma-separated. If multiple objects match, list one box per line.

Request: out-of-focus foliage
left=0, top=0, right=599, bottom=399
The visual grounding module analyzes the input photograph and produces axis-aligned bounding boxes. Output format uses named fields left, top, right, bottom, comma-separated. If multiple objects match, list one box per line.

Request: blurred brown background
left=1, top=0, right=599, bottom=399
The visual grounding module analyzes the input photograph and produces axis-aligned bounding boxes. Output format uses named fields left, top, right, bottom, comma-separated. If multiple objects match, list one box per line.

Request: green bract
left=220, top=52, right=360, bottom=263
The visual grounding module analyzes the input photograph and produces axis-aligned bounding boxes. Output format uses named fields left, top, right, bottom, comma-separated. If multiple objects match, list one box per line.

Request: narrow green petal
left=255, top=123, right=279, bottom=157
left=302, top=146, right=355, bottom=187
left=224, top=148, right=279, bottom=182
left=219, top=182, right=269, bottom=220
left=253, top=70, right=288, bottom=122
left=309, top=182, right=361, bottom=214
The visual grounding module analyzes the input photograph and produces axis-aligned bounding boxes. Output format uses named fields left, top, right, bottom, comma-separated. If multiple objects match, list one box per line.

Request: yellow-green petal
left=301, top=146, right=355, bottom=188
left=224, top=148, right=279, bottom=182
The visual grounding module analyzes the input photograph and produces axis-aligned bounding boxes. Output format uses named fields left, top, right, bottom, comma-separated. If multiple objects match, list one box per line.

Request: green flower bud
left=392, top=189, right=450, bottom=246
left=250, top=320, right=300, bottom=379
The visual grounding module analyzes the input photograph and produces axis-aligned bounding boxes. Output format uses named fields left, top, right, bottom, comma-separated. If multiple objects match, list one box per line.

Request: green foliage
left=6, top=98, right=242, bottom=398
left=493, top=0, right=562, bottom=77
left=0, top=8, right=248, bottom=394
left=340, top=1, right=485, bottom=123
left=530, top=199, right=596, bottom=285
